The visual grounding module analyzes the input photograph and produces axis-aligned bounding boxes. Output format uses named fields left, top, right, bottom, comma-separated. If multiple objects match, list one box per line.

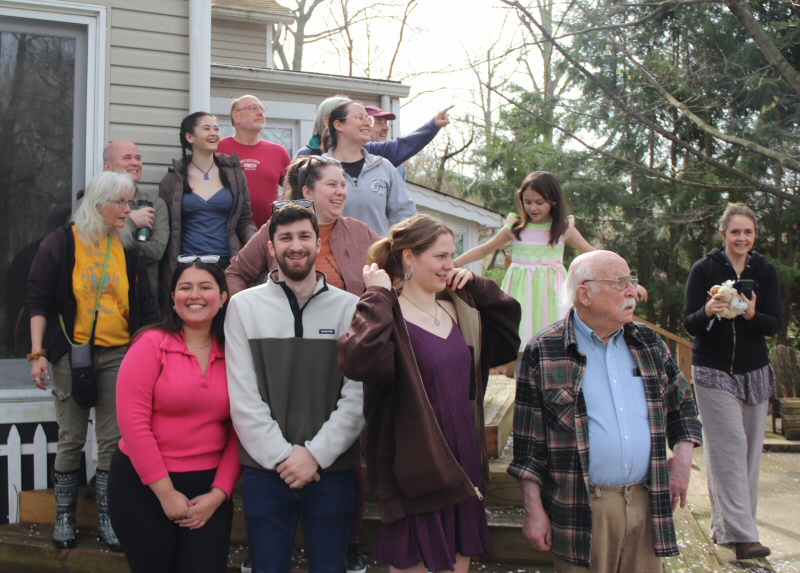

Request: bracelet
left=27, top=349, right=47, bottom=361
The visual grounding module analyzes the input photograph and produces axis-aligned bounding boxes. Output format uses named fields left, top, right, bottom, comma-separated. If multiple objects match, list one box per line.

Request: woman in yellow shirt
left=28, top=171, right=159, bottom=551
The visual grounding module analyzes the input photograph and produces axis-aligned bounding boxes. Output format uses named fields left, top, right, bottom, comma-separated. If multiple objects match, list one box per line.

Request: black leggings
left=108, top=448, right=233, bottom=573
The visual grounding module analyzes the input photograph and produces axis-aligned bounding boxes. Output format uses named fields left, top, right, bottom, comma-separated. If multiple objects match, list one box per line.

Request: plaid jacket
left=508, top=310, right=702, bottom=567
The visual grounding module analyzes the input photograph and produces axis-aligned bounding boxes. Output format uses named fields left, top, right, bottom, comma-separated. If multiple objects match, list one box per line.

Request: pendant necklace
left=401, top=293, right=441, bottom=326
left=191, top=159, right=214, bottom=180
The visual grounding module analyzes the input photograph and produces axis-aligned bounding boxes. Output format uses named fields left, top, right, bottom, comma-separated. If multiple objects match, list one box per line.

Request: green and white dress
left=500, top=213, right=574, bottom=351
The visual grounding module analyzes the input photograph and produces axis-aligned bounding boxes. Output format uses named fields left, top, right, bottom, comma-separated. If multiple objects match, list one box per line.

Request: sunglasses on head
left=177, top=254, right=221, bottom=264
left=297, top=156, right=342, bottom=190
left=271, top=199, right=315, bottom=216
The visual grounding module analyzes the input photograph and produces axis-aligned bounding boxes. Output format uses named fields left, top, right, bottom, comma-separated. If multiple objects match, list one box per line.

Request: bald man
left=217, top=95, right=291, bottom=228
left=509, top=250, right=702, bottom=573
left=103, top=140, right=168, bottom=291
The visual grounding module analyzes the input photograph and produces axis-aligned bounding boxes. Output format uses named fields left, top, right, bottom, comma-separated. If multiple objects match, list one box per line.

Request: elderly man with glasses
left=217, top=95, right=292, bottom=228
left=508, top=249, right=702, bottom=573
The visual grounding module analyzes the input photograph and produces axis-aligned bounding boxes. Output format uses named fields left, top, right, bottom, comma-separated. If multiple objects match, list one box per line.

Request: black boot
left=53, top=470, right=79, bottom=549
left=94, top=470, right=122, bottom=552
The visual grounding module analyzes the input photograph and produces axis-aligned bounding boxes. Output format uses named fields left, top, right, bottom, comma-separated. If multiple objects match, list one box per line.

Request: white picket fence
left=1, top=420, right=96, bottom=524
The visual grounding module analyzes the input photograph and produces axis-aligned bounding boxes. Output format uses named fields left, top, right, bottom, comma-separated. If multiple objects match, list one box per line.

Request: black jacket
left=683, top=248, right=782, bottom=374
left=27, top=224, right=159, bottom=363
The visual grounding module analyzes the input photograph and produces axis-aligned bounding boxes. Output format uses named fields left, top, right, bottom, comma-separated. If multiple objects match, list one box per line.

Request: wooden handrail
left=633, top=315, right=694, bottom=384
left=633, top=315, right=692, bottom=349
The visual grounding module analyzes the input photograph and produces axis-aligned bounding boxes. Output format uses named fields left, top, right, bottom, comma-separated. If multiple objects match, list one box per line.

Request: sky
left=295, top=0, right=525, bottom=137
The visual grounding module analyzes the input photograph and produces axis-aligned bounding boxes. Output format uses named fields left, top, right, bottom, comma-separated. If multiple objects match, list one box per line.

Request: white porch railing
left=1, top=392, right=97, bottom=524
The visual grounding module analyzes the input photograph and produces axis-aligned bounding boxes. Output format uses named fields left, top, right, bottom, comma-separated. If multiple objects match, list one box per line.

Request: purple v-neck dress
left=371, top=315, right=492, bottom=571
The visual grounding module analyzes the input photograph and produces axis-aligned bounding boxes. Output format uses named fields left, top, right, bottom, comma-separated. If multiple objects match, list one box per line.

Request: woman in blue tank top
left=158, top=112, right=257, bottom=307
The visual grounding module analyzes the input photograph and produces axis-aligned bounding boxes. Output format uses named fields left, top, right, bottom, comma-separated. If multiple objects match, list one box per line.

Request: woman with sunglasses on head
left=683, top=203, right=782, bottom=560
left=338, top=214, right=521, bottom=573
left=322, top=100, right=416, bottom=235
left=226, top=155, right=380, bottom=297
left=109, top=256, right=241, bottom=573
left=159, top=111, right=258, bottom=308
left=27, top=171, right=159, bottom=551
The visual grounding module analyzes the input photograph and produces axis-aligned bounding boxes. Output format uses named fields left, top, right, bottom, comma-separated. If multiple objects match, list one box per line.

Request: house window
left=0, top=5, right=103, bottom=381
left=454, top=232, right=466, bottom=258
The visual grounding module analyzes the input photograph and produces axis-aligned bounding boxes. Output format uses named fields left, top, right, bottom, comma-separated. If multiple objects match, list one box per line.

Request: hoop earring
left=404, top=266, right=414, bottom=281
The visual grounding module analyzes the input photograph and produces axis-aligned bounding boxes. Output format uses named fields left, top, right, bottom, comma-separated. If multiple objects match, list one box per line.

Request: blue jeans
left=243, top=467, right=354, bottom=573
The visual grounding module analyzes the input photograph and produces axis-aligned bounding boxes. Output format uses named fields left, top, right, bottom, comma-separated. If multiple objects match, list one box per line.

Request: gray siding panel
left=212, top=20, right=266, bottom=67
left=106, top=1, right=190, bottom=188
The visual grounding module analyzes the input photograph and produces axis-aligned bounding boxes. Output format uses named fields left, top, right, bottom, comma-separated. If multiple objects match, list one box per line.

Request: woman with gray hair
left=27, top=170, right=159, bottom=551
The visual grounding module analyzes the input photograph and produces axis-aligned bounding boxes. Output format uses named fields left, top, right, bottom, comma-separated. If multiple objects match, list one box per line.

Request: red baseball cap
left=364, top=105, right=396, bottom=120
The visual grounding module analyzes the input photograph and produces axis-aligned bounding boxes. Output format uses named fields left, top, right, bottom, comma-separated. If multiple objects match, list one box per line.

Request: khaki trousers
left=553, top=483, right=662, bottom=573
left=51, top=346, right=126, bottom=473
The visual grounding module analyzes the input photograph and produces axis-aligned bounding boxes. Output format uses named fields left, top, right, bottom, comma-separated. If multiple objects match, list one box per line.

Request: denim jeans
left=243, top=467, right=354, bottom=573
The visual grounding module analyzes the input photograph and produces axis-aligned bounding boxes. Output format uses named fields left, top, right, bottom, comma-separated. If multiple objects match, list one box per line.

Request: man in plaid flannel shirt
left=508, top=251, right=702, bottom=572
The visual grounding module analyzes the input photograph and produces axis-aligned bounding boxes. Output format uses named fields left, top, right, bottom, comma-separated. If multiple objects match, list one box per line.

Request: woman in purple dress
left=338, top=214, right=520, bottom=573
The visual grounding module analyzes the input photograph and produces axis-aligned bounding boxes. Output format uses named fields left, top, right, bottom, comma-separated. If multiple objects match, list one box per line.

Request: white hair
left=559, top=251, right=605, bottom=312
left=72, top=171, right=134, bottom=246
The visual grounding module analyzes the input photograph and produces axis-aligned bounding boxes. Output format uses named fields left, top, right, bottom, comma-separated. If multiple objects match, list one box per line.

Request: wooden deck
left=3, top=369, right=786, bottom=573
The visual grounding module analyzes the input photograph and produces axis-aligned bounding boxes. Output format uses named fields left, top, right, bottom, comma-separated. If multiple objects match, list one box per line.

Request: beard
left=277, top=249, right=317, bottom=282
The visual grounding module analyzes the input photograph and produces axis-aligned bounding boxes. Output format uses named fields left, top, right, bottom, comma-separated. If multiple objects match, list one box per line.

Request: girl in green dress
left=456, top=172, right=646, bottom=366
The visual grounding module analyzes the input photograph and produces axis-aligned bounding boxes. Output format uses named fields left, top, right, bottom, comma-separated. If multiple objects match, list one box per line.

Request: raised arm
left=363, top=105, right=452, bottom=166
left=455, top=226, right=513, bottom=267
left=337, top=266, right=397, bottom=387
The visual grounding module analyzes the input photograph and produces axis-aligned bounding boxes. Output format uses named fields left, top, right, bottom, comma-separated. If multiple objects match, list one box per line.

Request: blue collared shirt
left=573, top=312, right=651, bottom=486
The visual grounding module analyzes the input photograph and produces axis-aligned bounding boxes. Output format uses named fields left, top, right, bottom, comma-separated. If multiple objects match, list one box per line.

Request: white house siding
left=105, top=0, right=190, bottom=194
left=212, top=19, right=267, bottom=68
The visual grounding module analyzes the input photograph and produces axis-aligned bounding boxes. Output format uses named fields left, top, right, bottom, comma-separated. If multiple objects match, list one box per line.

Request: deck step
left=483, top=374, right=516, bottom=458
left=0, top=523, right=555, bottom=573
left=17, top=488, right=551, bottom=564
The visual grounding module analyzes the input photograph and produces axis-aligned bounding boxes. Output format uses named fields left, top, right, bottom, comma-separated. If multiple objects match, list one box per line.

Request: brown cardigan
left=337, top=276, right=520, bottom=523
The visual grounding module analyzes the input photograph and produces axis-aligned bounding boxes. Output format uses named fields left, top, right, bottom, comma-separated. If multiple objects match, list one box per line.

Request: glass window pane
left=0, top=24, right=76, bottom=360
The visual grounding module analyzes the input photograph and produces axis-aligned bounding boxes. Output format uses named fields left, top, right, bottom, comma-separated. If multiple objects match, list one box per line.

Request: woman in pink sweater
left=108, top=256, right=241, bottom=573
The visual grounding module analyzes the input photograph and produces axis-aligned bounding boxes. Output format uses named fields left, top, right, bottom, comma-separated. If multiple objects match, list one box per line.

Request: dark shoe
left=735, top=542, right=771, bottom=559
left=53, top=470, right=79, bottom=549
left=94, top=470, right=122, bottom=552
left=241, top=554, right=252, bottom=573
left=347, top=541, right=366, bottom=573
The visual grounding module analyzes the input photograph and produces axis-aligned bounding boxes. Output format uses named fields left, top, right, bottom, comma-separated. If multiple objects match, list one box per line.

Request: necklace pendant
left=434, top=318, right=441, bottom=326
left=203, top=173, right=210, bottom=180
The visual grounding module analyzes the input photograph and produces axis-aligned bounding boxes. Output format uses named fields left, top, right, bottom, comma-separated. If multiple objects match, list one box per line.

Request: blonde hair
left=72, top=171, right=134, bottom=246
left=367, top=213, right=454, bottom=286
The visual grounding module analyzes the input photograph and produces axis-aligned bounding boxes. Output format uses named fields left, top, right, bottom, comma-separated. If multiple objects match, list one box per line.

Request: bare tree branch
left=613, top=38, right=800, bottom=172
left=387, top=0, right=419, bottom=80
left=724, top=0, right=800, bottom=96
left=490, top=83, right=800, bottom=202
left=501, top=0, right=798, bottom=202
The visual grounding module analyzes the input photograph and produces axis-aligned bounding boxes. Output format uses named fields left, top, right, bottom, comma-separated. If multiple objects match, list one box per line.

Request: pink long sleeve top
left=117, top=329, right=242, bottom=496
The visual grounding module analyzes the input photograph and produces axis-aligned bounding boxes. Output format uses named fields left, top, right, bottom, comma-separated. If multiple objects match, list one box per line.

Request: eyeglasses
left=297, top=156, right=343, bottom=190
left=177, top=254, right=221, bottom=264
left=271, top=199, right=315, bottom=216
left=582, top=275, right=639, bottom=291
left=235, top=104, right=265, bottom=113
left=107, top=199, right=136, bottom=209
left=374, top=117, right=392, bottom=127
left=343, top=113, right=374, bottom=125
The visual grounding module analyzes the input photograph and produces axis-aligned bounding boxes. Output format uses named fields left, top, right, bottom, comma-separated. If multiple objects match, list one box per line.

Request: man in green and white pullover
left=225, top=204, right=363, bottom=573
